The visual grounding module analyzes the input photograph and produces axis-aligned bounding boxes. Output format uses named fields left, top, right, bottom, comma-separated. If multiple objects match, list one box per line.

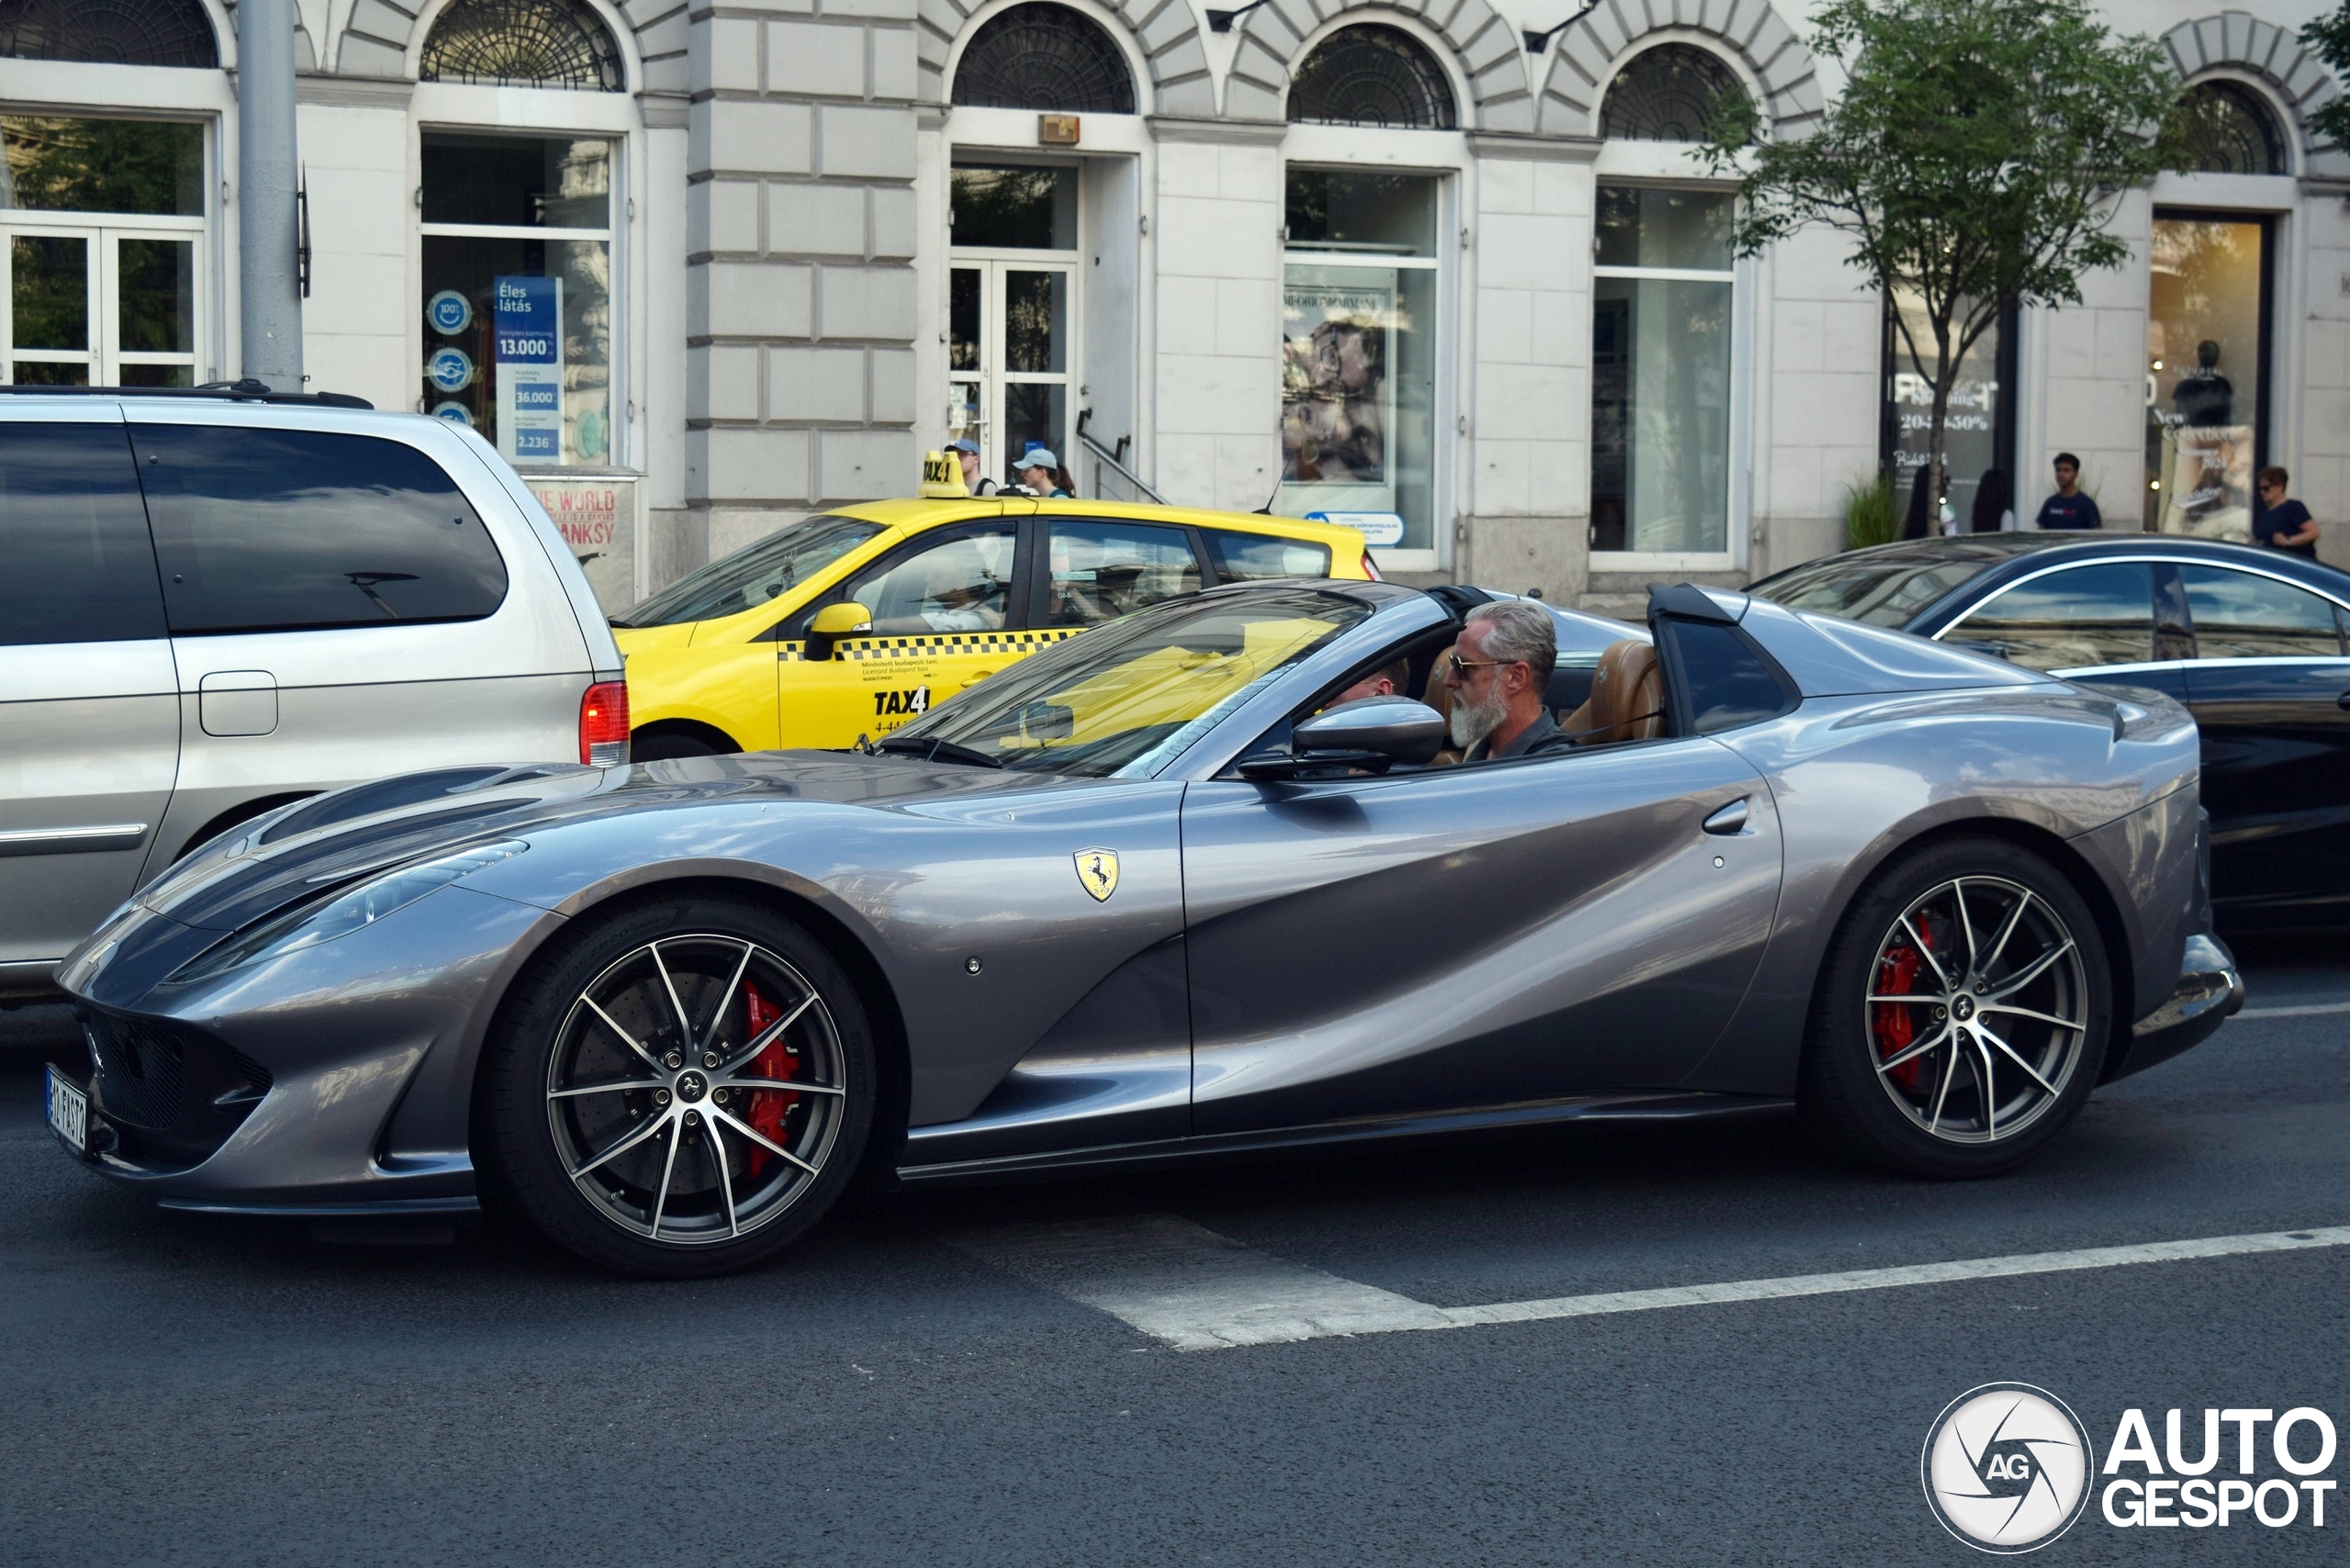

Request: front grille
left=81, top=1010, right=273, bottom=1170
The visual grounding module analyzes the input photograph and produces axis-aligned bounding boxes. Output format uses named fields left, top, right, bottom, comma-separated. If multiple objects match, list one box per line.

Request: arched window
left=1288, top=24, right=1455, bottom=130
left=421, top=0, right=624, bottom=92
left=1601, top=43, right=1746, bottom=142
left=953, top=4, right=1135, bottom=115
left=0, top=0, right=216, bottom=67
left=2167, top=81, right=2288, bottom=175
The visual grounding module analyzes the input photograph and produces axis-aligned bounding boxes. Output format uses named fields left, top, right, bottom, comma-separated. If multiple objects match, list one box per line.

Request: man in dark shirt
left=2034, top=454, right=2103, bottom=530
left=1443, top=600, right=1576, bottom=761
left=2254, top=466, right=2320, bottom=559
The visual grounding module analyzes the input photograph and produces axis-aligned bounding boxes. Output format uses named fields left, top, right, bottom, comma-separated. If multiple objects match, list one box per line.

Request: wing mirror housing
left=1238, top=696, right=1447, bottom=780
left=805, top=601, right=873, bottom=662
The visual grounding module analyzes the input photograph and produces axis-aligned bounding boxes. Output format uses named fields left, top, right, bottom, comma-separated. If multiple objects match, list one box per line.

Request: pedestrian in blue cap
left=946, top=438, right=996, bottom=495
left=1018, top=448, right=1074, bottom=498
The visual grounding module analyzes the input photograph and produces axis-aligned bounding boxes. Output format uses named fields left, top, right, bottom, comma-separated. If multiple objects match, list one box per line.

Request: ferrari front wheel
left=480, top=897, right=874, bottom=1275
left=1803, top=840, right=2109, bottom=1179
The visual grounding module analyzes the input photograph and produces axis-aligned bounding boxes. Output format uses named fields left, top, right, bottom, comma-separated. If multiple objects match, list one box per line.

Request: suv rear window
left=0, top=422, right=166, bottom=646
left=134, top=425, right=508, bottom=633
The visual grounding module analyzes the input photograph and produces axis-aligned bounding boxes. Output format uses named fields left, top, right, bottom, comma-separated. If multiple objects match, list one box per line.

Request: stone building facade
left=1, top=0, right=2345, bottom=615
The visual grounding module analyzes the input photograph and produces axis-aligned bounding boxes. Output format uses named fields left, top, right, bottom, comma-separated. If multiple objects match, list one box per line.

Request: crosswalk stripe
left=950, top=1217, right=2350, bottom=1352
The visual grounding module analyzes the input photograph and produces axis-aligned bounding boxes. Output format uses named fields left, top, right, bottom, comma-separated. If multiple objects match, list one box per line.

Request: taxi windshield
left=1747, top=554, right=1988, bottom=628
left=613, top=515, right=881, bottom=627
left=889, top=588, right=1374, bottom=778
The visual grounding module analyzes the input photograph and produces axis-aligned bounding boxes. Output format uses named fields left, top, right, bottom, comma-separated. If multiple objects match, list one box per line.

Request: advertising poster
left=2154, top=421, right=2255, bottom=541
left=526, top=476, right=635, bottom=611
left=1281, top=274, right=1394, bottom=490
left=494, top=274, right=564, bottom=464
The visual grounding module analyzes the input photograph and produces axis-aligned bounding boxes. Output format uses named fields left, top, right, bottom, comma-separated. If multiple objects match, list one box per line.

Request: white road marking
left=2236, top=999, right=2350, bottom=1018
left=953, top=1217, right=2350, bottom=1351
left=946, top=1214, right=1452, bottom=1350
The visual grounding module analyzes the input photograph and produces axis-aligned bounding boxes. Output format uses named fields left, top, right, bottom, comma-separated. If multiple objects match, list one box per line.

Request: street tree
left=1701, top=0, right=2182, bottom=534
left=2303, top=4, right=2350, bottom=151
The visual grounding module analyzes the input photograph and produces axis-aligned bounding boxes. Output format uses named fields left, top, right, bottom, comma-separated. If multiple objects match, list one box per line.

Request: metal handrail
left=1073, top=415, right=1167, bottom=505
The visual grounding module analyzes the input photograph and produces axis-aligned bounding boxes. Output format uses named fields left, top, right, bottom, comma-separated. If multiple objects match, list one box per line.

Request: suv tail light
left=579, top=681, right=629, bottom=766
left=1360, top=552, right=1383, bottom=581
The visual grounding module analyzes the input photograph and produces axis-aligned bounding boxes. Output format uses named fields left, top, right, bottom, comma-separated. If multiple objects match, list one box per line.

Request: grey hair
left=1465, top=599, right=1558, bottom=685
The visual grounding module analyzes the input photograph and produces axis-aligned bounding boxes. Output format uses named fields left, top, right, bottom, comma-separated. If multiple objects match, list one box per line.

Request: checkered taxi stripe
left=779, top=629, right=1082, bottom=662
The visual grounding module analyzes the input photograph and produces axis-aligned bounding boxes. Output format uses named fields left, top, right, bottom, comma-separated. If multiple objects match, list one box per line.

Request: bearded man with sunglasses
left=1442, top=599, right=1575, bottom=762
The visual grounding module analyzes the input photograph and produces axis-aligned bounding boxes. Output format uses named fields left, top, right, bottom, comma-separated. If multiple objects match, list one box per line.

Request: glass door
left=948, top=258, right=1077, bottom=489
left=5, top=225, right=200, bottom=386
left=2146, top=211, right=2269, bottom=537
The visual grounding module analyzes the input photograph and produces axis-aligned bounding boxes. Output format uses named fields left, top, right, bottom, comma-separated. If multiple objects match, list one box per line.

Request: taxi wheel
left=631, top=726, right=733, bottom=760
left=1801, top=838, right=2109, bottom=1180
left=478, top=894, right=875, bottom=1276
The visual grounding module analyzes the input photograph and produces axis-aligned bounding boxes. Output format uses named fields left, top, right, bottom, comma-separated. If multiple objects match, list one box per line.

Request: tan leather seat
left=1559, top=639, right=1664, bottom=745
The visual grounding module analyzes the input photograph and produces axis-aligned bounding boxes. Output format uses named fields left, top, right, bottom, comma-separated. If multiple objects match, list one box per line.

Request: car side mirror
left=805, top=601, right=873, bottom=662
left=1238, top=697, right=1446, bottom=780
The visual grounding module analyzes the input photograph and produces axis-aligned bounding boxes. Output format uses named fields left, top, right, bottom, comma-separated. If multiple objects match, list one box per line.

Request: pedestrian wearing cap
left=1019, top=449, right=1073, bottom=498
left=948, top=438, right=998, bottom=496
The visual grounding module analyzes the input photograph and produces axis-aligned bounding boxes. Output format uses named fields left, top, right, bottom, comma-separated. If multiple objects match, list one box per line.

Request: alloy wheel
left=1863, top=876, right=2089, bottom=1145
left=544, top=934, right=847, bottom=1244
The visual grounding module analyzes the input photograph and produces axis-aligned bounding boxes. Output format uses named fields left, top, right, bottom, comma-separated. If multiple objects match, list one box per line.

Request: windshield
left=1748, top=554, right=1987, bottom=628
left=889, top=588, right=1375, bottom=777
left=613, top=515, right=881, bottom=627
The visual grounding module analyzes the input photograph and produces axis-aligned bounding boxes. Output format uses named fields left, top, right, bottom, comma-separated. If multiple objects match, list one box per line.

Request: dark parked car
left=1751, top=534, right=2350, bottom=927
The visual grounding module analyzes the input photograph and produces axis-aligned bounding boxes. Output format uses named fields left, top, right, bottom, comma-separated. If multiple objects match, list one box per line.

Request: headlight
left=174, top=840, right=528, bottom=981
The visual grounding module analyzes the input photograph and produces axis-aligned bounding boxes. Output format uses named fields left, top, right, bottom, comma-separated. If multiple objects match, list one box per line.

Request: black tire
left=631, top=729, right=728, bottom=761
left=479, top=895, right=874, bottom=1276
left=1801, top=838, right=2110, bottom=1179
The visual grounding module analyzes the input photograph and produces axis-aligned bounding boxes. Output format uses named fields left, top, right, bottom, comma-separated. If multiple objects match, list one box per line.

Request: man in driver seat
left=1443, top=600, right=1574, bottom=762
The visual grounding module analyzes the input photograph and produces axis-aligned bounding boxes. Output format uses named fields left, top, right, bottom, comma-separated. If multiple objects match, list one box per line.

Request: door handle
left=1702, top=798, right=1751, bottom=835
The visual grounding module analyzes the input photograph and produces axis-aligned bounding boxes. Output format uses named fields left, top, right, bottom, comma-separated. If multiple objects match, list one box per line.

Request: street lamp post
left=237, top=0, right=304, bottom=392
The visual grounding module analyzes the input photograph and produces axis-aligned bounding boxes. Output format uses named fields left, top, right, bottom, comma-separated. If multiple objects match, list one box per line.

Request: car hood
left=126, top=752, right=1094, bottom=941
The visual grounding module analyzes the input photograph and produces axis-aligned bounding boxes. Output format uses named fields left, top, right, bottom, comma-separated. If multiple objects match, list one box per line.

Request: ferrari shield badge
left=1074, top=848, right=1120, bottom=902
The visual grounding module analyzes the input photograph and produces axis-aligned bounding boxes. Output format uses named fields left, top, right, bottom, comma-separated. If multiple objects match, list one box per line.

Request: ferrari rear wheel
left=481, top=897, right=874, bottom=1275
left=1803, top=840, right=2109, bottom=1179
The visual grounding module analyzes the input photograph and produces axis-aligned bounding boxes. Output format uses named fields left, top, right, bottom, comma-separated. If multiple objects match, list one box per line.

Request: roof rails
left=0, top=378, right=374, bottom=409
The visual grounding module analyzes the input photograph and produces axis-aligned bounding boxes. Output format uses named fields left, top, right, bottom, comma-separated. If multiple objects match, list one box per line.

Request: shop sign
left=527, top=476, right=635, bottom=611
left=494, top=274, right=564, bottom=464
left=431, top=400, right=472, bottom=426
left=426, top=345, right=474, bottom=393
left=427, top=289, right=473, bottom=335
left=1306, top=510, right=1405, bottom=547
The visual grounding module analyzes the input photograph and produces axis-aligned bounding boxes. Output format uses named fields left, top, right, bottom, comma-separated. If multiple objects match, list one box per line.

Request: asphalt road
left=4, top=930, right=2345, bottom=1566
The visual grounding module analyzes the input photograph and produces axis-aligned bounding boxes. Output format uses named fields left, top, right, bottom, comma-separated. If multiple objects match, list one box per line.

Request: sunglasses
left=1446, top=652, right=1515, bottom=677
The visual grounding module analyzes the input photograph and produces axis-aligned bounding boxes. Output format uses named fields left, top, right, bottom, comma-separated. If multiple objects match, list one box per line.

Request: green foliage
left=2307, top=6, right=2350, bottom=151
left=0, top=118, right=204, bottom=218
left=1842, top=472, right=1900, bottom=550
left=1702, top=0, right=2184, bottom=516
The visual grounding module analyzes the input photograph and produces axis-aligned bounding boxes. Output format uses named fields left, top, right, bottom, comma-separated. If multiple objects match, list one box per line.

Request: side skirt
left=892, top=1091, right=1793, bottom=1188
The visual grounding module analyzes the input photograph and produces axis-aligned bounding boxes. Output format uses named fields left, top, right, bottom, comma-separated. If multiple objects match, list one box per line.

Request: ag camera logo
left=1922, top=1383, right=2094, bottom=1553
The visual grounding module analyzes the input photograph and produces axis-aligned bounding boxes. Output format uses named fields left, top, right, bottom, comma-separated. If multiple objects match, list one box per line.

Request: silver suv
left=0, top=388, right=624, bottom=1000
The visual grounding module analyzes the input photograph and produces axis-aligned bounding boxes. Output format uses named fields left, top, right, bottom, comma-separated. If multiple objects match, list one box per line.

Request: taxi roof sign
left=920, top=450, right=969, bottom=498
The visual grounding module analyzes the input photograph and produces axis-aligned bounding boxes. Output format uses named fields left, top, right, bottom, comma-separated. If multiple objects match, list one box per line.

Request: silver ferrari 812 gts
left=48, top=579, right=2243, bottom=1274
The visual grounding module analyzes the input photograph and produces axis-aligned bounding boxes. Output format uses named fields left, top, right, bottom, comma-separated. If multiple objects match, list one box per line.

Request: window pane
left=1004, top=270, right=1067, bottom=374
left=0, top=118, right=204, bottom=216
left=950, top=165, right=1074, bottom=250
left=1283, top=169, right=1438, bottom=258
left=1749, top=555, right=1986, bottom=628
left=852, top=526, right=1017, bottom=634
left=13, top=361, right=86, bottom=385
left=1670, top=622, right=1789, bottom=734
left=1002, top=382, right=1065, bottom=488
left=119, top=364, right=194, bottom=387
left=1887, top=286, right=2004, bottom=530
left=118, top=238, right=194, bottom=353
left=1593, top=274, right=1729, bottom=552
left=420, top=133, right=610, bottom=228
left=949, top=267, right=980, bottom=371
left=2147, top=216, right=2263, bottom=535
left=1045, top=521, right=1202, bottom=626
left=1595, top=185, right=1731, bottom=270
left=13, top=234, right=86, bottom=350
left=0, top=422, right=164, bottom=645
left=1203, top=528, right=1330, bottom=582
left=136, top=426, right=509, bottom=633
left=618, top=515, right=880, bottom=628
left=1952, top=564, right=2154, bottom=671
left=2182, top=565, right=2344, bottom=658
left=1279, top=260, right=1437, bottom=550
left=420, top=235, right=610, bottom=465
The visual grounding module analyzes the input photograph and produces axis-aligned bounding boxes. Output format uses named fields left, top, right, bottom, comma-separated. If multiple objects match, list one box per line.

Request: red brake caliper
left=741, top=981, right=800, bottom=1179
left=1873, top=922, right=1930, bottom=1092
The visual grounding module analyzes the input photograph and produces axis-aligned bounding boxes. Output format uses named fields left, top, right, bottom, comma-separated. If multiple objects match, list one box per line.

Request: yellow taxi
left=612, top=480, right=1375, bottom=758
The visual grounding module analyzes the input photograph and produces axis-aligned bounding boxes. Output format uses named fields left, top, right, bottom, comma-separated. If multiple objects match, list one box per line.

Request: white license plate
left=45, top=1067, right=87, bottom=1154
